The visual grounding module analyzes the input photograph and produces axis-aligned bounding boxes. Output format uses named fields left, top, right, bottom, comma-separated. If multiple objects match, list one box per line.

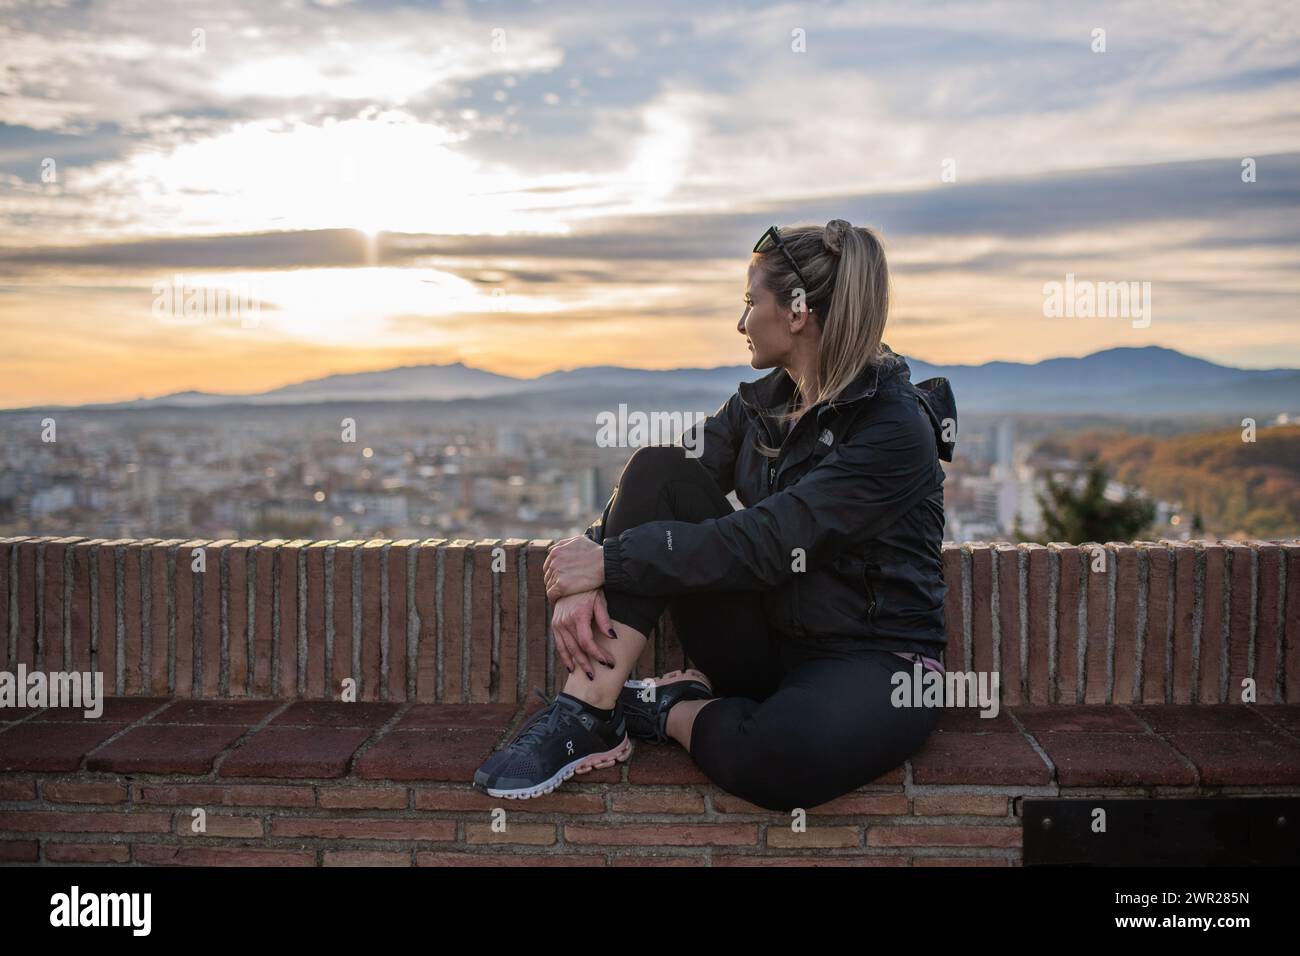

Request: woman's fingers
left=592, top=591, right=616, bottom=641
left=571, top=609, right=611, bottom=670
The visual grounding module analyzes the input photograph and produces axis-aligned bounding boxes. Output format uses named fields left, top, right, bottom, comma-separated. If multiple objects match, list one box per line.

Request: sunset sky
left=1, top=0, right=1298, bottom=408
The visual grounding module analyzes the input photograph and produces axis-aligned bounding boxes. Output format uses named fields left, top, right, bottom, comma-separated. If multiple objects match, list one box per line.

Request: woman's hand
left=552, top=588, right=616, bottom=678
left=543, top=534, right=605, bottom=601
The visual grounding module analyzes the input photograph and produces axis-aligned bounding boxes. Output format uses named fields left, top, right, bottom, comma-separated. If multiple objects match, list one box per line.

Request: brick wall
left=2, top=536, right=1298, bottom=706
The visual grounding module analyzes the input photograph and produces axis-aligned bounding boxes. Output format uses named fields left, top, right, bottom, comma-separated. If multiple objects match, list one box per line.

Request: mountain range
left=13, top=347, right=1300, bottom=417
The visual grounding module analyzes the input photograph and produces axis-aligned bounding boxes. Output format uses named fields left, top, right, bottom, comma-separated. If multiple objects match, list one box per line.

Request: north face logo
left=818, top=428, right=834, bottom=445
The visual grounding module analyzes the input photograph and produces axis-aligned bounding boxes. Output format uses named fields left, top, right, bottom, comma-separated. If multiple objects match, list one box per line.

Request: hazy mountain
left=11, top=346, right=1298, bottom=417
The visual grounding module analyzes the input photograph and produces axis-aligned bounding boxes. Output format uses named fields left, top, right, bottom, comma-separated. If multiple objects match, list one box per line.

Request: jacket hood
left=913, top=375, right=957, bottom=462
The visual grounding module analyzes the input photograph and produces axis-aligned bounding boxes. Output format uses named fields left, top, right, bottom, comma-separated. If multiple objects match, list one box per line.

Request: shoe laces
left=508, top=688, right=577, bottom=751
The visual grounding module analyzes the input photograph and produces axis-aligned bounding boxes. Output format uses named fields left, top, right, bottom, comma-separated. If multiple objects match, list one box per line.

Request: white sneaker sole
left=481, top=735, right=633, bottom=799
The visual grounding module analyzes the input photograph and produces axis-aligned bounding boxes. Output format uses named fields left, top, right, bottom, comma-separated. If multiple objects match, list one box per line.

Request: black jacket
left=585, top=346, right=957, bottom=656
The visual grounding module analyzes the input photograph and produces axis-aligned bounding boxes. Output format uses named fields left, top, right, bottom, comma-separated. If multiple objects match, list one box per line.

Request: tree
left=1034, top=457, right=1154, bottom=544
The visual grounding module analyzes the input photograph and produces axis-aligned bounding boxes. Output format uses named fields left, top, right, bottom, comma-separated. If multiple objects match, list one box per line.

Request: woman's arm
left=600, top=406, right=940, bottom=596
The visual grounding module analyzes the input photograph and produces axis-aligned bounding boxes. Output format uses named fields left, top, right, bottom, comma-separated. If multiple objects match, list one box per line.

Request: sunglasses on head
left=753, top=224, right=811, bottom=291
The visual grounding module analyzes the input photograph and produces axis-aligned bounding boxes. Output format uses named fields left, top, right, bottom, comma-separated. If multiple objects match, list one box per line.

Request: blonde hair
left=751, top=218, right=893, bottom=458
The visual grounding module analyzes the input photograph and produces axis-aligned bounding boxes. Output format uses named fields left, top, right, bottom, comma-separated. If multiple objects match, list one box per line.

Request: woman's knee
left=619, top=443, right=701, bottom=489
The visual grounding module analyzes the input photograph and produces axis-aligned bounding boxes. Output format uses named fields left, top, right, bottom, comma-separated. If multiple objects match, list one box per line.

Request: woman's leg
left=687, top=647, right=941, bottom=812
left=564, top=444, right=781, bottom=712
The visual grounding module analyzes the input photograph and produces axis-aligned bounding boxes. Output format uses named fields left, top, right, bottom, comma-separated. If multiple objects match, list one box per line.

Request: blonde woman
left=474, top=219, right=955, bottom=812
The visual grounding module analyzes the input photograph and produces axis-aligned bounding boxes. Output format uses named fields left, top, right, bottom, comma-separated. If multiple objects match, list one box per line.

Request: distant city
left=0, top=403, right=1216, bottom=545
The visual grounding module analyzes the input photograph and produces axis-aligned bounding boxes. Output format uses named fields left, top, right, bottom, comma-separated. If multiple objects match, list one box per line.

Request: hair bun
left=823, top=218, right=851, bottom=255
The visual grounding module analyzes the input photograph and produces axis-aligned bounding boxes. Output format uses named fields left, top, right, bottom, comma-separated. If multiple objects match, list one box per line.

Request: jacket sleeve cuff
left=602, top=535, right=634, bottom=593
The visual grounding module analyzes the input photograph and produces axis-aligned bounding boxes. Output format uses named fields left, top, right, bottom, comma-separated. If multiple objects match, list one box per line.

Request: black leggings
left=592, top=444, right=941, bottom=812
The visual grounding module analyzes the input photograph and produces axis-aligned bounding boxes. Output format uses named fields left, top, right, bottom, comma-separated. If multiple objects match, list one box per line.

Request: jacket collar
left=737, top=344, right=908, bottom=414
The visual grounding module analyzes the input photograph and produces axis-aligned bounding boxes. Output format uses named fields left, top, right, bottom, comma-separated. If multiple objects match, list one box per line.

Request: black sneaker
left=618, top=669, right=714, bottom=744
left=472, top=689, right=631, bottom=799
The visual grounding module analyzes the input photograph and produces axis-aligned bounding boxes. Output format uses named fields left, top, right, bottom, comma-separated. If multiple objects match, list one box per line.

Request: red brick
left=714, top=854, right=906, bottom=867
left=1142, top=544, right=1173, bottom=704
left=268, top=700, right=399, bottom=727
left=867, top=824, right=1021, bottom=849
left=174, top=540, right=209, bottom=698
left=412, top=540, right=446, bottom=702
left=1226, top=543, right=1253, bottom=704
left=413, top=786, right=604, bottom=814
left=1112, top=544, right=1140, bottom=704
left=43, top=781, right=128, bottom=804
left=469, top=541, right=499, bottom=703
left=465, top=822, right=556, bottom=845
left=1257, top=544, right=1283, bottom=704
left=525, top=541, right=552, bottom=697
left=1012, top=704, right=1146, bottom=733
left=942, top=545, right=965, bottom=670
left=252, top=540, right=282, bottom=696
left=611, top=854, right=704, bottom=866
left=14, top=540, right=42, bottom=672
left=1199, top=543, right=1227, bottom=704
left=912, top=855, right=1014, bottom=866
left=0, top=839, right=39, bottom=862
left=331, top=541, right=360, bottom=700
left=354, top=727, right=500, bottom=781
left=1131, top=703, right=1272, bottom=733
left=68, top=539, right=104, bottom=677
left=270, top=817, right=456, bottom=841
left=201, top=541, right=236, bottom=697
left=911, top=732, right=1051, bottom=785
left=441, top=538, right=473, bottom=702
left=279, top=540, right=309, bottom=698
left=304, top=541, right=333, bottom=699
left=0, top=722, right=123, bottom=771
left=360, top=540, right=387, bottom=701
left=87, top=724, right=244, bottom=774
left=30, top=696, right=168, bottom=722
left=44, top=842, right=131, bottom=863
left=1166, top=731, right=1300, bottom=785
left=324, top=850, right=412, bottom=866
left=1052, top=544, right=1083, bottom=705
left=912, top=794, right=1009, bottom=816
left=1083, top=543, right=1111, bottom=703
left=610, top=790, right=706, bottom=814
left=969, top=545, right=993, bottom=681
left=387, top=540, right=415, bottom=702
left=625, top=743, right=709, bottom=785
left=496, top=539, right=527, bottom=705
left=0, top=810, right=171, bottom=833
left=394, top=703, right=515, bottom=730
left=416, top=851, right=604, bottom=867
left=219, top=726, right=373, bottom=778
left=1035, top=731, right=1197, bottom=786
left=1025, top=545, right=1050, bottom=705
left=0, top=776, right=37, bottom=800
left=94, top=540, right=128, bottom=692
left=766, top=826, right=859, bottom=848
left=176, top=813, right=264, bottom=838
left=148, top=540, right=180, bottom=695
left=318, top=786, right=409, bottom=810
left=41, top=537, right=79, bottom=674
left=0, top=538, right=19, bottom=673
left=564, top=824, right=758, bottom=846
left=1171, top=543, right=1197, bottom=704
left=225, top=541, right=257, bottom=697
left=995, top=544, right=1024, bottom=707
left=1284, top=543, right=1300, bottom=704
left=134, top=844, right=315, bottom=866
left=150, top=699, right=280, bottom=724
left=135, top=784, right=315, bottom=808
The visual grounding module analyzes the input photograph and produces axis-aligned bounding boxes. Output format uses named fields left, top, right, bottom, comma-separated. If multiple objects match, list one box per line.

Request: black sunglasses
left=753, top=224, right=811, bottom=291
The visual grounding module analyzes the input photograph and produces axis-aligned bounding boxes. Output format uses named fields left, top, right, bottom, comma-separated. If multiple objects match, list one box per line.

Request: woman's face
left=738, top=258, right=791, bottom=369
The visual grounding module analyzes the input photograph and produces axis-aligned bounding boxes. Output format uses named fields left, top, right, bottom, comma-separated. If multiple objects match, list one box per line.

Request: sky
left=1, top=0, right=1298, bottom=407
